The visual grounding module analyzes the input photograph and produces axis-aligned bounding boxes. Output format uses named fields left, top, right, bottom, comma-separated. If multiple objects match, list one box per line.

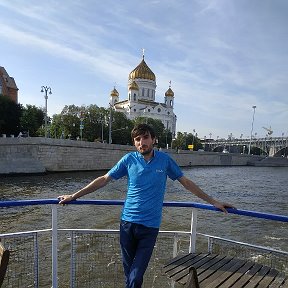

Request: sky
left=1, top=0, right=287, bottom=139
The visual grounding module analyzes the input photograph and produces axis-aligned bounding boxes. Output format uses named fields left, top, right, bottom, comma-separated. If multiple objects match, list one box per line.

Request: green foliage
left=110, top=111, right=134, bottom=145
left=50, top=105, right=87, bottom=139
left=0, top=95, right=22, bottom=136
left=0, top=94, right=203, bottom=148
left=172, top=131, right=202, bottom=150
left=0, top=97, right=46, bottom=137
left=49, top=104, right=133, bottom=143
left=20, top=105, right=45, bottom=136
left=48, top=108, right=181, bottom=147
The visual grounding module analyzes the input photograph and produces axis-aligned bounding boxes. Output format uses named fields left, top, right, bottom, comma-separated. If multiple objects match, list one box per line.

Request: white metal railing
left=0, top=199, right=287, bottom=287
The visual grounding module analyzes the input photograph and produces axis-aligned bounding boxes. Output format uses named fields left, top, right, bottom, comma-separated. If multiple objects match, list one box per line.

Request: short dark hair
left=131, top=123, right=156, bottom=141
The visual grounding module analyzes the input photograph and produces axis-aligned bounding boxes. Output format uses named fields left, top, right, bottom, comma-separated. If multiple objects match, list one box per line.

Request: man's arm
left=178, top=176, right=235, bottom=213
left=58, top=173, right=112, bottom=204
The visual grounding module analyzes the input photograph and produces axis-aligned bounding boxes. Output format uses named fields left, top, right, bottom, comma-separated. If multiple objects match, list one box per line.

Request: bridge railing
left=207, top=137, right=288, bottom=156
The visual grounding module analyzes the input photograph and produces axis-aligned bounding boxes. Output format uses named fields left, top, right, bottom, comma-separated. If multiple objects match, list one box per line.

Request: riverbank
left=0, top=137, right=266, bottom=174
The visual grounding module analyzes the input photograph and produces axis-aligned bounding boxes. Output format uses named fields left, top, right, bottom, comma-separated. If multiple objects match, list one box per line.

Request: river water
left=1, top=166, right=288, bottom=287
left=1, top=166, right=287, bottom=251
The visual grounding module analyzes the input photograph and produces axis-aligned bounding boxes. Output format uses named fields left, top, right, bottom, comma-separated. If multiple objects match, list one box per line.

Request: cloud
left=1, top=0, right=287, bottom=138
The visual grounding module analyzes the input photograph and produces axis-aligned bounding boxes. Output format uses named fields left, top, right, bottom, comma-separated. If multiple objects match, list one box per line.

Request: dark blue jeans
left=120, top=220, right=159, bottom=288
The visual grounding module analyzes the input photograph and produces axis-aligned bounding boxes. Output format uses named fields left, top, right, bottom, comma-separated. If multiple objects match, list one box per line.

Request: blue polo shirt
left=108, top=150, right=183, bottom=228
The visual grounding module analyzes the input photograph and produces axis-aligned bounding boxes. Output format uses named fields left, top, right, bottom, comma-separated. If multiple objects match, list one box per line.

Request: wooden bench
left=163, top=253, right=288, bottom=288
left=0, top=243, right=10, bottom=287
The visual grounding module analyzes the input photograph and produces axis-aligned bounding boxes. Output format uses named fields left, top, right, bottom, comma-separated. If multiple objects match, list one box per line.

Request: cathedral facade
left=110, top=56, right=177, bottom=137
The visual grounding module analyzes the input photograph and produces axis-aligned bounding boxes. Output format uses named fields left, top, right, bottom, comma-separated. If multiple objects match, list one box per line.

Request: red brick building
left=0, top=66, right=18, bottom=103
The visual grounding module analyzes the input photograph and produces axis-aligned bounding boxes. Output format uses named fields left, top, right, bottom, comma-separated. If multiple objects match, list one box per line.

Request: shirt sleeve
left=167, top=155, right=184, bottom=181
left=107, top=154, right=128, bottom=180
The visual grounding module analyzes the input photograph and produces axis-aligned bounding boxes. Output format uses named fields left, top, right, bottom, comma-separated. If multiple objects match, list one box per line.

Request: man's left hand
left=213, top=201, right=236, bottom=214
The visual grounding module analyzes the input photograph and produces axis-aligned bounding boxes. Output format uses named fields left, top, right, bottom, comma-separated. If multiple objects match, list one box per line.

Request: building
left=110, top=55, right=177, bottom=136
left=0, top=67, right=18, bottom=103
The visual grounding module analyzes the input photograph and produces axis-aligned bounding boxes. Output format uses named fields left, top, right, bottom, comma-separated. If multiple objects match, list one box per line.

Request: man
left=58, top=123, right=234, bottom=288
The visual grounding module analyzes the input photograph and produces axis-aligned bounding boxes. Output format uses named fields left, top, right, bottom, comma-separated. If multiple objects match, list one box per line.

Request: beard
left=138, top=145, right=153, bottom=156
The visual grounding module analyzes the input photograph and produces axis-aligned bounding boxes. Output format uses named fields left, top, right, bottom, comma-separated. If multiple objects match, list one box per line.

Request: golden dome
left=165, top=87, right=174, bottom=97
left=128, top=80, right=139, bottom=90
left=129, top=57, right=156, bottom=81
left=110, top=87, right=119, bottom=97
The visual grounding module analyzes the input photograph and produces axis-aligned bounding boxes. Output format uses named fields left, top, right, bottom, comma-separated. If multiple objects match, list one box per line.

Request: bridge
left=201, top=136, right=288, bottom=157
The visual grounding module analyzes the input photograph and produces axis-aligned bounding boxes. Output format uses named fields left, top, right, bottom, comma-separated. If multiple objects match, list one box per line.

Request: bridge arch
left=207, top=137, right=287, bottom=157
left=274, top=146, right=288, bottom=157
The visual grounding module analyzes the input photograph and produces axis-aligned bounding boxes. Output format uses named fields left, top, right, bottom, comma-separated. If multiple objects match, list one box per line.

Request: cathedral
left=109, top=55, right=177, bottom=137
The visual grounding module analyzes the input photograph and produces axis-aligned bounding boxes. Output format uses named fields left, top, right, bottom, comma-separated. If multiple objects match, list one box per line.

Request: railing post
left=208, top=237, right=213, bottom=253
left=170, top=234, right=178, bottom=288
left=33, top=233, right=39, bottom=288
left=189, top=208, right=197, bottom=253
left=70, top=231, right=76, bottom=288
left=52, top=205, right=58, bottom=288
left=172, top=233, right=178, bottom=258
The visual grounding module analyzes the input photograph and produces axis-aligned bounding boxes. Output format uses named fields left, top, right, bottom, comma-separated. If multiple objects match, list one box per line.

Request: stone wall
left=173, top=150, right=258, bottom=166
left=0, top=137, right=264, bottom=174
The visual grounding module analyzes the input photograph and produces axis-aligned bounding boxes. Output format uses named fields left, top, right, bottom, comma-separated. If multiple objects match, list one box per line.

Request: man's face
left=133, top=132, right=155, bottom=156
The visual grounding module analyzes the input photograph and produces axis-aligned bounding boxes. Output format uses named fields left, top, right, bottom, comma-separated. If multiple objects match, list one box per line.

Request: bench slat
left=168, top=254, right=210, bottom=282
left=164, top=253, right=288, bottom=288
left=217, top=261, right=256, bottom=288
left=257, top=268, right=281, bottom=287
left=244, top=266, right=271, bottom=288
left=175, top=254, right=219, bottom=284
left=195, top=256, right=233, bottom=285
left=268, top=272, right=287, bottom=288
left=177, top=254, right=226, bottom=285
left=201, top=258, right=242, bottom=288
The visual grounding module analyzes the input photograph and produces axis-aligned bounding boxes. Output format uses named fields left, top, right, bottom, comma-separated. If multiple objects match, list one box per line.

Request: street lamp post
left=183, top=132, right=187, bottom=150
left=228, top=133, right=232, bottom=152
left=165, top=121, right=169, bottom=149
left=108, top=105, right=112, bottom=144
left=100, top=114, right=104, bottom=143
left=41, top=86, right=52, bottom=138
left=191, top=129, right=196, bottom=151
left=209, top=132, right=212, bottom=151
left=79, top=111, right=84, bottom=141
left=248, top=105, right=257, bottom=155
left=171, top=138, right=176, bottom=150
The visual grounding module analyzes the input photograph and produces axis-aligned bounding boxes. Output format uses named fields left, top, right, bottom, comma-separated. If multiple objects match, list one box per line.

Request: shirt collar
left=137, top=149, right=156, bottom=162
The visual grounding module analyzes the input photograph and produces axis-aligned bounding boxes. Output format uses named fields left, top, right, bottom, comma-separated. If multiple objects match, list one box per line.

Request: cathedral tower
left=112, top=55, right=177, bottom=137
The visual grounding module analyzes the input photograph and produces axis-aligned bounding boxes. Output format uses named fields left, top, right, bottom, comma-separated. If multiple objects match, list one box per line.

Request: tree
left=20, top=105, right=45, bottom=136
left=50, top=105, right=86, bottom=139
left=50, top=114, right=63, bottom=139
left=173, top=132, right=185, bottom=150
left=172, top=131, right=203, bottom=150
left=84, top=105, right=108, bottom=142
left=49, top=104, right=136, bottom=144
left=0, top=95, right=22, bottom=136
left=110, top=111, right=133, bottom=145
left=185, top=132, right=202, bottom=151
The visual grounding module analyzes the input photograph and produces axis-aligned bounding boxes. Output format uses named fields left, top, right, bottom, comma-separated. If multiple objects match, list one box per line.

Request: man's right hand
left=58, top=194, right=75, bottom=204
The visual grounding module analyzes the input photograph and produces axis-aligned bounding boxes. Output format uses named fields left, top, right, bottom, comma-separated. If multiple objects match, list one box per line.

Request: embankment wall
left=0, top=137, right=264, bottom=174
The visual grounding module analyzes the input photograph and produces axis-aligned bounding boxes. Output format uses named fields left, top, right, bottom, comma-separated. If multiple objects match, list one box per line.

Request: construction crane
left=262, top=126, right=273, bottom=136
